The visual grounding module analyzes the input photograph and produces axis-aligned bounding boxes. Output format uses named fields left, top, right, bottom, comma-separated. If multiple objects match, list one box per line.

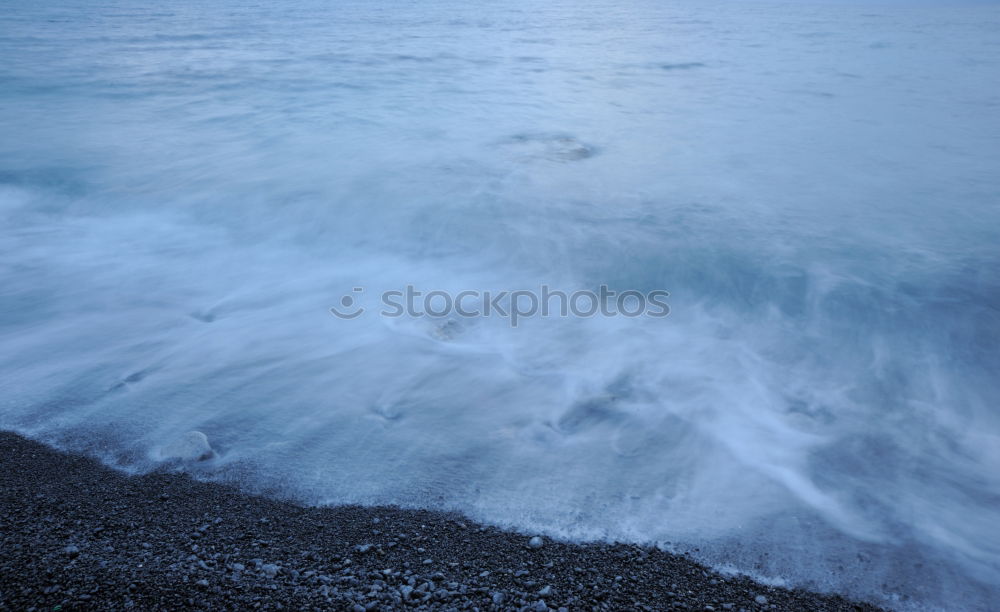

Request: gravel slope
left=0, top=431, right=883, bottom=611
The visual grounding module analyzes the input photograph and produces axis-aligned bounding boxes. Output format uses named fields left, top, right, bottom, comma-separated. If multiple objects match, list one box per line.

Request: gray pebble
left=261, top=563, right=279, bottom=578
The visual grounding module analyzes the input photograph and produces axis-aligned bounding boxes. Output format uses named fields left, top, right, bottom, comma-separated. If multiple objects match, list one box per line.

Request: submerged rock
left=501, top=133, right=596, bottom=162
left=159, top=431, right=215, bottom=462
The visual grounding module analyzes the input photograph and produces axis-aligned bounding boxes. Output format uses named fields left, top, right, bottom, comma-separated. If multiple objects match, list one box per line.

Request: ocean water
left=2, top=0, right=999, bottom=608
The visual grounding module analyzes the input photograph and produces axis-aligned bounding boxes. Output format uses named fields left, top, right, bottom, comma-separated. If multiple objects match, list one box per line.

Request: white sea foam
left=1, top=0, right=998, bottom=609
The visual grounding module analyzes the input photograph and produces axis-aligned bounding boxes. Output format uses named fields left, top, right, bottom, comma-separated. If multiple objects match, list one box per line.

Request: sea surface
left=1, top=0, right=999, bottom=609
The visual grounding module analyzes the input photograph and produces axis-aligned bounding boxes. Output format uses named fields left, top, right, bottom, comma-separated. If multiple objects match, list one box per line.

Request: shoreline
left=0, top=431, right=882, bottom=611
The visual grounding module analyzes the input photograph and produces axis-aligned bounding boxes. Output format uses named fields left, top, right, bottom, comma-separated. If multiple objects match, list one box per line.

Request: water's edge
left=0, top=429, right=886, bottom=611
